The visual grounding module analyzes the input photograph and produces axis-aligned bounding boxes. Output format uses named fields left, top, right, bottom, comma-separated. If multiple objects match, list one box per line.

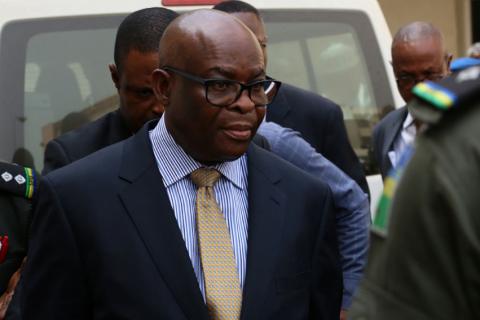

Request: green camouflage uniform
left=350, top=66, right=480, bottom=319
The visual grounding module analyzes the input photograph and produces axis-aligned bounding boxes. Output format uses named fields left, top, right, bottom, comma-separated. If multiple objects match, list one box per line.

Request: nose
left=231, top=88, right=256, bottom=113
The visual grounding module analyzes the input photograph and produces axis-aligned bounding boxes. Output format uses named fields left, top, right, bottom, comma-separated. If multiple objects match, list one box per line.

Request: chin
left=215, top=144, right=249, bottom=163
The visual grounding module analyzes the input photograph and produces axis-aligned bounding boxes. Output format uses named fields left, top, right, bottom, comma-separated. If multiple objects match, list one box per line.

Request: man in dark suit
left=372, top=21, right=451, bottom=178
left=42, top=8, right=179, bottom=174
left=213, top=1, right=369, bottom=196
left=21, top=10, right=341, bottom=319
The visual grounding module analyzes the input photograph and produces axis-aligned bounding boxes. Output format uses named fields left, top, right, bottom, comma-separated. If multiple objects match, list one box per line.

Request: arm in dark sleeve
left=21, top=177, right=91, bottom=319
left=323, top=105, right=370, bottom=196
left=310, top=186, right=342, bottom=320
left=42, top=139, right=71, bottom=174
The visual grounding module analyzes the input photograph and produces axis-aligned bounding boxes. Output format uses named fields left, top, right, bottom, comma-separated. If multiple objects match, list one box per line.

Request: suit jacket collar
left=380, top=106, right=408, bottom=176
left=266, top=83, right=291, bottom=122
left=118, top=121, right=287, bottom=320
left=106, top=109, right=132, bottom=145
left=384, top=106, right=409, bottom=153
left=241, top=144, right=286, bottom=319
left=118, top=119, right=209, bottom=320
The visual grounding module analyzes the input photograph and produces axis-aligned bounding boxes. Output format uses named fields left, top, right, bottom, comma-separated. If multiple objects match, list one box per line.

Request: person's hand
left=0, top=258, right=26, bottom=319
left=340, top=309, right=347, bottom=320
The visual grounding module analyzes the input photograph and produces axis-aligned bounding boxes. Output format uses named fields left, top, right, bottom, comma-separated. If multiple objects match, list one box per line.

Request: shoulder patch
left=412, top=81, right=457, bottom=110
left=0, top=162, right=38, bottom=199
left=412, top=66, right=480, bottom=111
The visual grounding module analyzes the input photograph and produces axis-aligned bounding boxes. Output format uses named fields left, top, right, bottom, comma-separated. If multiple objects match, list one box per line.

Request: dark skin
left=153, top=10, right=266, bottom=164
left=109, top=50, right=163, bottom=133
left=230, top=12, right=268, bottom=66
left=392, top=36, right=451, bottom=103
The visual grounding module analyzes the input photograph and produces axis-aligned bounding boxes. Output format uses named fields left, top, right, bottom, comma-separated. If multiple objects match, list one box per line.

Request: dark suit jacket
left=371, top=107, right=408, bottom=179
left=22, top=120, right=342, bottom=320
left=43, top=110, right=270, bottom=174
left=42, top=110, right=131, bottom=174
left=267, top=83, right=369, bottom=195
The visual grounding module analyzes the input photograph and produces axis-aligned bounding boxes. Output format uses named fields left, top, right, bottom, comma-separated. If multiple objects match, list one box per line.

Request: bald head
left=391, top=22, right=451, bottom=103
left=392, top=21, right=444, bottom=49
left=152, top=9, right=267, bottom=164
left=159, top=9, right=261, bottom=69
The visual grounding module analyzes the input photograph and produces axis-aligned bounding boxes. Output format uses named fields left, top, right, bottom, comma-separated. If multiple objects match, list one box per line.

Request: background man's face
left=162, top=31, right=266, bottom=163
left=110, top=50, right=163, bottom=132
left=392, top=37, right=450, bottom=103
left=231, top=12, right=268, bottom=66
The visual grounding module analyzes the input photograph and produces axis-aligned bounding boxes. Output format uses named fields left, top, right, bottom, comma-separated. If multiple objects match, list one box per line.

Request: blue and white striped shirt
left=149, top=116, right=249, bottom=299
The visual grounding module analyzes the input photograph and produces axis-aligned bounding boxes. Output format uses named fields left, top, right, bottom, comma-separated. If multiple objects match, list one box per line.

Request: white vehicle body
left=0, top=0, right=403, bottom=214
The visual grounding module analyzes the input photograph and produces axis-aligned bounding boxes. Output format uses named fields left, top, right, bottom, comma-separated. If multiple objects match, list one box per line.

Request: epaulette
left=409, top=66, right=480, bottom=124
left=0, top=161, right=38, bottom=200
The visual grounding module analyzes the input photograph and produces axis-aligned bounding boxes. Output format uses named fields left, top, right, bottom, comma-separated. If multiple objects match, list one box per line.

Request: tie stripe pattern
left=191, top=168, right=242, bottom=320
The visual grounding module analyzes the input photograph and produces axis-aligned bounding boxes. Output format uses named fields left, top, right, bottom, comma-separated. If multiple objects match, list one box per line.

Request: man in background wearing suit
left=214, top=0, right=369, bottom=196
left=372, top=21, right=451, bottom=179
left=21, top=10, right=341, bottom=319
left=42, top=8, right=179, bottom=174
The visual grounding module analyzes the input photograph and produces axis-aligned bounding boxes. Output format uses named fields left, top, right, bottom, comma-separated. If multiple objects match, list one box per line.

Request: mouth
left=222, top=124, right=253, bottom=141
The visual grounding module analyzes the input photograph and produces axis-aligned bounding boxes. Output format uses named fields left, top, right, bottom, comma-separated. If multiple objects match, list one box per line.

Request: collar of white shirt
left=149, top=116, right=246, bottom=190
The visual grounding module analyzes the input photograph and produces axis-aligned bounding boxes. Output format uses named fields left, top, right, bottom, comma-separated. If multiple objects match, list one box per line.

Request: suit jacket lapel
left=266, top=86, right=291, bottom=122
left=241, top=145, right=286, bottom=320
left=118, top=120, right=208, bottom=320
left=107, top=110, right=132, bottom=144
left=383, top=107, right=408, bottom=172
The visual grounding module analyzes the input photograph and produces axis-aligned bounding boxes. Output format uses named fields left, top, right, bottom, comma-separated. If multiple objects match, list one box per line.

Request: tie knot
left=190, top=168, right=221, bottom=188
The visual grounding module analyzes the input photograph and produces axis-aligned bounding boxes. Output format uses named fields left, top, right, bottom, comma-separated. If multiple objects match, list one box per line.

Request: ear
left=152, top=68, right=172, bottom=107
left=108, top=64, right=120, bottom=89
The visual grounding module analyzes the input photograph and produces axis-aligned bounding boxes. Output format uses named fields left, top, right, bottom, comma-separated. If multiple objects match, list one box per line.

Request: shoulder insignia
left=0, top=162, right=38, bottom=199
left=412, top=81, right=457, bottom=110
left=413, top=65, right=480, bottom=110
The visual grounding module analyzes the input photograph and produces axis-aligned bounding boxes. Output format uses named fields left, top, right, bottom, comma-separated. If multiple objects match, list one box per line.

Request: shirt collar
left=149, top=116, right=246, bottom=190
left=403, top=112, right=415, bottom=130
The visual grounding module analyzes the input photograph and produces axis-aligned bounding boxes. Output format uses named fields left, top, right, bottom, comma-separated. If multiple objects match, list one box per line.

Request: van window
left=0, top=10, right=393, bottom=173
left=0, top=16, right=123, bottom=170
left=264, top=10, right=394, bottom=174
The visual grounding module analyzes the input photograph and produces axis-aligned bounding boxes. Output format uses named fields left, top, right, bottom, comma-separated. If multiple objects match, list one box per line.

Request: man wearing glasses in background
left=372, top=21, right=452, bottom=179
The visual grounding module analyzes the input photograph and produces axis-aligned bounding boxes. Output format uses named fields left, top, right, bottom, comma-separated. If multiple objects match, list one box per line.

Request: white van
left=0, top=0, right=403, bottom=211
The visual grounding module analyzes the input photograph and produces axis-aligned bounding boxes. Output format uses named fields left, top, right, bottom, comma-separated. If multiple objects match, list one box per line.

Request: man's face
left=392, top=37, right=451, bottom=103
left=156, top=30, right=266, bottom=164
left=109, top=50, right=163, bottom=133
left=231, top=12, right=268, bottom=66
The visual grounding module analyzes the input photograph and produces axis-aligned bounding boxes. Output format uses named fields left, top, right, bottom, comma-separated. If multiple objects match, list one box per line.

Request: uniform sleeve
left=21, top=177, right=91, bottom=319
left=355, top=140, right=480, bottom=319
left=42, top=139, right=71, bottom=174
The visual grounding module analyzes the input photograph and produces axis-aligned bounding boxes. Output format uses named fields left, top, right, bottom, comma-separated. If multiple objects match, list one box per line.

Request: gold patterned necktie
left=190, top=168, right=242, bottom=320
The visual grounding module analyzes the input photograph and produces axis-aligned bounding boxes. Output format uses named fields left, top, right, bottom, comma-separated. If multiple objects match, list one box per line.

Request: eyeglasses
left=162, top=66, right=281, bottom=107
left=396, top=72, right=446, bottom=87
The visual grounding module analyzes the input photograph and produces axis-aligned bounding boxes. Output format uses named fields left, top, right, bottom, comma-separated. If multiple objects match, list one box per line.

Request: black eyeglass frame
left=162, top=66, right=281, bottom=107
left=395, top=72, right=446, bottom=87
